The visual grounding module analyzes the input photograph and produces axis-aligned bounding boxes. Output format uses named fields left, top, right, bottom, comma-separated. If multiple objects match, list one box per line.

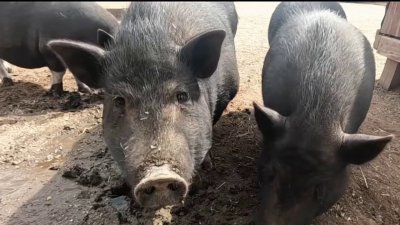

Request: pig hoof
left=2, top=77, right=14, bottom=87
left=78, top=85, right=93, bottom=94
left=93, top=88, right=105, bottom=96
left=49, top=83, right=64, bottom=98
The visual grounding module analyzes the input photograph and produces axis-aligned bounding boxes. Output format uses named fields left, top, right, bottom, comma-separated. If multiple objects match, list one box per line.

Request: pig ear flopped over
left=97, top=29, right=115, bottom=49
left=253, top=102, right=286, bottom=139
left=47, top=40, right=105, bottom=89
left=339, top=133, right=394, bottom=165
left=179, top=29, right=226, bottom=79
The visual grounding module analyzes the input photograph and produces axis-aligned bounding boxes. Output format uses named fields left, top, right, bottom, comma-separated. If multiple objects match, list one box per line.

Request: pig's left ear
left=339, top=133, right=394, bottom=165
left=48, top=40, right=106, bottom=88
left=179, top=30, right=226, bottom=79
left=98, top=29, right=115, bottom=49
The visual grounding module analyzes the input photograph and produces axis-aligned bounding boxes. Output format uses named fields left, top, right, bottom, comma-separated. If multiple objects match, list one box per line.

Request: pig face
left=253, top=102, right=393, bottom=225
left=48, top=29, right=226, bottom=208
left=255, top=138, right=349, bottom=225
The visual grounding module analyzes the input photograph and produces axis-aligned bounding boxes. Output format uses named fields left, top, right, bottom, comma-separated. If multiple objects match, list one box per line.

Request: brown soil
left=0, top=2, right=399, bottom=225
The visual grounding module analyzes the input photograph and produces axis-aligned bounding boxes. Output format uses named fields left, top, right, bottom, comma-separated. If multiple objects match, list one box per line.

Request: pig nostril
left=167, top=183, right=179, bottom=191
left=144, top=186, right=155, bottom=195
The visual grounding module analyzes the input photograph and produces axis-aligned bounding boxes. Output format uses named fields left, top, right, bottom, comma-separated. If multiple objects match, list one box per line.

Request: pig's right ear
left=48, top=40, right=105, bottom=89
left=253, top=102, right=286, bottom=139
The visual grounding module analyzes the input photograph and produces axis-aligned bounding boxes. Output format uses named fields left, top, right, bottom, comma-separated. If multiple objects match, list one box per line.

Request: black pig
left=49, top=2, right=239, bottom=208
left=0, top=2, right=118, bottom=97
left=255, top=2, right=393, bottom=225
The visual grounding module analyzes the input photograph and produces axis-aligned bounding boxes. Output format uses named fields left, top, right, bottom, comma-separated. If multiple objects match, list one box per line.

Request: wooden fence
left=374, top=2, right=400, bottom=90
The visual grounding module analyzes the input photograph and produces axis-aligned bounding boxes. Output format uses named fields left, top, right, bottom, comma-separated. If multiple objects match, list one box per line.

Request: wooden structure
left=373, top=2, right=400, bottom=90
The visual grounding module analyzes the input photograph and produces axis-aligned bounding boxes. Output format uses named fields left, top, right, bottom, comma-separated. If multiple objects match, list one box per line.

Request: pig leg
left=48, top=70, right=66, bottom=98
left=0, top=59, right=14, bottom=87
left=40, top=40, right=94, bottom=96
left=76, top=79, right=93, bottom=94
left=39, top=42, right=67, bottom=98
left=76, top=79, right=105, bottom=95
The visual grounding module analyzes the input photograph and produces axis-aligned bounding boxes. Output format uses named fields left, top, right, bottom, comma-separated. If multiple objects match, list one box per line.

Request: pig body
left=267, top=2, right=346, bottom=44
left=49, top=2, right=239, bottom=208
left=254, top=2, right=393, bottom=225
left=0, top=2, right=118, bottom=97
left=216, top=2, right=239, bottom=36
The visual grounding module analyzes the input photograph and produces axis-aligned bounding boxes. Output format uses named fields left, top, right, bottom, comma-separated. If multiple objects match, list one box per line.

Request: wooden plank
left=381, top=2, right=400, bottom=37
left=375, top=2, right=400, bottom=90
left=379, top=59, right=400, bottom=90
left=381, top=2, right=390, bottom=33
left=396, top=2, right=400, bottom=37
left=373, top=29, right=381, bottom=50
left=375, top=35, right=400, bottom=63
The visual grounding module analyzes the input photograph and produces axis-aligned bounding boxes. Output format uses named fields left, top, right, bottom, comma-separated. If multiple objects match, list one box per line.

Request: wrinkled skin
left=48, top=2, right=239, bottom=208
left=254, top=2, right=393, bottom=225
left=0, top=2, right=118, bottom=97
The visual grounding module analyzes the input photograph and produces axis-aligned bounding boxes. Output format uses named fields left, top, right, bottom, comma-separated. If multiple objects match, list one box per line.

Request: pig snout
left=133, top=165, right=189, bottom=208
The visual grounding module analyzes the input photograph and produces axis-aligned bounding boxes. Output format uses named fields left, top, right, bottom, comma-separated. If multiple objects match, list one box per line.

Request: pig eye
left=113, top=96, right=125, bottom=108
left=176, top=91, right=190, bottom=104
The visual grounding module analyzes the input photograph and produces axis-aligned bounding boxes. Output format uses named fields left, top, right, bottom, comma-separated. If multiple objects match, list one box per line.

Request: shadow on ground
left=0, top=80, right=103, bottom=117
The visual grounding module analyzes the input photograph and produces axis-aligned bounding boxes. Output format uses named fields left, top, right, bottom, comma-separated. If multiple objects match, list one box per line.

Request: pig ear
left=48, top=40, right=105, bottom=88
left=253, top=102, right=286, bottom=138
left=98, top=29, right=115, bottom=49
left=179, top=30, right=226, bottom=79
left=339, top=133, right=394, bottom=165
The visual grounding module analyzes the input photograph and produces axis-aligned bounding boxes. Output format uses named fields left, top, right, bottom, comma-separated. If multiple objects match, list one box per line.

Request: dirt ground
left=1, top=2, right=399, bottom=225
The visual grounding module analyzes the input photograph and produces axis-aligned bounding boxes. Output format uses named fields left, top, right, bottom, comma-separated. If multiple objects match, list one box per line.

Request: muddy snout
left=134, top=165, right=189, bottom=208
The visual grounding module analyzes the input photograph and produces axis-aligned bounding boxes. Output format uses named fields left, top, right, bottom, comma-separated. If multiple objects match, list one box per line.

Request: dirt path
left=1, top=2, right=399, bottom=225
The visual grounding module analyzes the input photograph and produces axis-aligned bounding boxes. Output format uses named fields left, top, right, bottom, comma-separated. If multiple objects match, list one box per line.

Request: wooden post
left=379, top=59, right=400, bottom=90
left=374, top=2, right=400, bottom=90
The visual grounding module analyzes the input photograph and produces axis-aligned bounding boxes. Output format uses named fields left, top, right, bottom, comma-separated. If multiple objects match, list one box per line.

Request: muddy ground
left=0, top=2, right=399, bottom=225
